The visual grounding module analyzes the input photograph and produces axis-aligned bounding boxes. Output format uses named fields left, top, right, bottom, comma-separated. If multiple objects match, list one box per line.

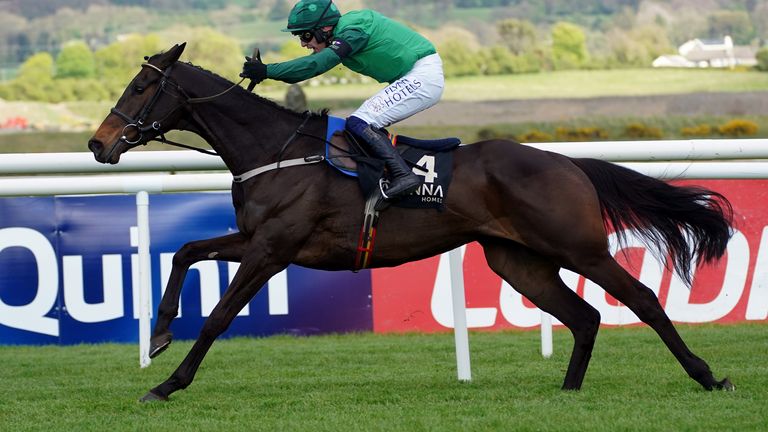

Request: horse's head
left=89, top=43, right=188, bottom=164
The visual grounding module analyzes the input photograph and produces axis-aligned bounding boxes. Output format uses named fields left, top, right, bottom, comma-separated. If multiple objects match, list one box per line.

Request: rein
left=151, top=71, right=247, bottom=156
left=186, top=79, right=246, bottom=104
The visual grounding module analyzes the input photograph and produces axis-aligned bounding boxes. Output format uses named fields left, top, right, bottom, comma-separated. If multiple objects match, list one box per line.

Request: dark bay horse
left=88, top=44, right=735, bottom=402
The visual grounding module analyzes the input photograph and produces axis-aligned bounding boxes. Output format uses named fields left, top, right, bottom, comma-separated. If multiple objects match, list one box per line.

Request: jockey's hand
left=240, top=56, right=267, bottom=85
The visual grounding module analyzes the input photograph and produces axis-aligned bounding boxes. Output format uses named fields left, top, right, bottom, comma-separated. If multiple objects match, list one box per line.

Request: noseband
left=109, top=63, right=183, bottom=147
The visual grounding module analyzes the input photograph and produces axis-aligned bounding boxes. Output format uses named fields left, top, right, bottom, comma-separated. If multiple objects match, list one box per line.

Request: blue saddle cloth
left=326, top=115, right=347, bottom=144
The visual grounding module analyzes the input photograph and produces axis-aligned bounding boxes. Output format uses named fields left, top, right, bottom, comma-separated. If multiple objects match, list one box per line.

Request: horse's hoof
left=139, top=391, right=168, bottom=403
left=716, top=377, right=735, bottom=391
left=149, top=333, right=173, bottom=359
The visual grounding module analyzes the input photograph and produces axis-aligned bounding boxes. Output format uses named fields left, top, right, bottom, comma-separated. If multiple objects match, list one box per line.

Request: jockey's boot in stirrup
left=359, top=127, right=420, bottom=200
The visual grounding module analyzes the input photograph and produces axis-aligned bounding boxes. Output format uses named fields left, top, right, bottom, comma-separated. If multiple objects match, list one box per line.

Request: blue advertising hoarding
left=0, top=193, right=373, bottom=345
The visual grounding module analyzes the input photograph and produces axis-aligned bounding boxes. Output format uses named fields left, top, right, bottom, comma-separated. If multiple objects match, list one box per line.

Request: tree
left=551, top=21, right=590, bottom=69
left=13, top=33, right=33, bottom=63
left=6, top=52, right=55, bottom=101
left=757, top=47, right=768, bottom=72
left=0, top=12, right=29, bottom=64
left=94, top=34, right=164, bottom=97
left=479, top=45, right=517, bottom=75
left=17, top=52, right=54, bottom=82
left=367, top=0, right=409, bottom=17
left=602, top=24, right=673, bottom=67
left=753, top=3, right=768, bottom=42
left=707, top=10, right=754, bottom=45
left=438, top=39, right=482, bottom=77
left=478, top=45, right=541, bottom=75
left=431, top=0, right=454, bottom=21
left=268, top=0, right=291, bottom=21
left=60, top=77, right=111, bottom=102
left=55, top=40, right=96, bottom=78
left=497, top=18, right=538, bottom=55
left=182, top=28, right=243, bottom=81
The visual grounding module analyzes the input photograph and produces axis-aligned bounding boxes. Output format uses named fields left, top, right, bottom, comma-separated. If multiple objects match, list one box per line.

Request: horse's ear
left=158, top=43, right=186, bottom=68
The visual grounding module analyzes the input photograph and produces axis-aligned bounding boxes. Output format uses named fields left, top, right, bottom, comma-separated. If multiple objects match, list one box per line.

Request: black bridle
left=109, top=62, right=247, bottom=157
left=110, top=63, right=181, bottom=147
left=106, top=60, right=326, bottom=182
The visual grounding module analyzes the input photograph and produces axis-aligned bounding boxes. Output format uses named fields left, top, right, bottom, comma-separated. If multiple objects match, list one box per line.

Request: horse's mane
left=175, top=60, right=329, bottom=119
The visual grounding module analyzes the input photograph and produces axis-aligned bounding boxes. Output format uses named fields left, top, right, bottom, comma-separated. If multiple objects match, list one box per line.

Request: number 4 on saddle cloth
left=324, top=115, right=460, bottom=211
left=323, top=115, right=461, bottom=270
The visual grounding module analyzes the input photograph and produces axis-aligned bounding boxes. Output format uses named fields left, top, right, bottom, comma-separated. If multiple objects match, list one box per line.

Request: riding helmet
left=283, top=0, right=342, bottom=32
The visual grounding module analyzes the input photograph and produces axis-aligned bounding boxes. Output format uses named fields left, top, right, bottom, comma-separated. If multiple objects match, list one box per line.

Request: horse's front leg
left=150, top=232, right=250, bottom=358
left=141, top=240, right=290, bottom=402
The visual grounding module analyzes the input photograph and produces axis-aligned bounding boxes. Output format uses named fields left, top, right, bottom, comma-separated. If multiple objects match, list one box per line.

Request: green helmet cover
left=283, top=0, right=341, bottom=32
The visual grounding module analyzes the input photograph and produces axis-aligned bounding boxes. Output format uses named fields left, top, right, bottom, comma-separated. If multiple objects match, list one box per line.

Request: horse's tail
left=570, top=157, right=734, bottom=284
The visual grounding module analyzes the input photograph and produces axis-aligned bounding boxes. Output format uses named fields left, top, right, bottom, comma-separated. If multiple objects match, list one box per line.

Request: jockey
left=240, top=0, right=444, bottom=200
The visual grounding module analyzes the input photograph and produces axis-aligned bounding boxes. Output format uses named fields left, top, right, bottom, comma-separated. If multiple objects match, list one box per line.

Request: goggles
left=292, top=30, right=315, bottom=43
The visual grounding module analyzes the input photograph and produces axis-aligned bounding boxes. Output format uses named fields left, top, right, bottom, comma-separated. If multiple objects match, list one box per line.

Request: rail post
left=136, top=191, right=152, bottom=368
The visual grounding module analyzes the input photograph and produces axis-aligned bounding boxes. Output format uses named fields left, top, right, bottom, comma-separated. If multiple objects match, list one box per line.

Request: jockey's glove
left=240, top=56, right=267, bottom=84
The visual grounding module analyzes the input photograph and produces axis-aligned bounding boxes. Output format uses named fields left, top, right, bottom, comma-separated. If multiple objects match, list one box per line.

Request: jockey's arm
left=266, top=48, right=342, bottom=84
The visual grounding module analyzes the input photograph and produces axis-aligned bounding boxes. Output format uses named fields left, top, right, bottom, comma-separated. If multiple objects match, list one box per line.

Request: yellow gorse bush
left=718, top=119, right=759, bottom=137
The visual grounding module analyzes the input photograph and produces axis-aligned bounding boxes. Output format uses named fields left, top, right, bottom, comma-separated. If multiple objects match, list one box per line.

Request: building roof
left=654, top=35, right=757, bottom=68
left=652, top=55, right=695, bottom=68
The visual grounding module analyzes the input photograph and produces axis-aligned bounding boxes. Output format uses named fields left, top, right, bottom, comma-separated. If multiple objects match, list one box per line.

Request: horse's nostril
left=88, top=139, right=103, bottom=154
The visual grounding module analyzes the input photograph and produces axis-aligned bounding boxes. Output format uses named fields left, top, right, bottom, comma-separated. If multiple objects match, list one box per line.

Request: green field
left=1, top=324, right=766, bottom=431
left=3, top=68, right=767, bottom=126
left=2, top=68, right=767, bottom=153
left=259, top=68, right=768, bottom=102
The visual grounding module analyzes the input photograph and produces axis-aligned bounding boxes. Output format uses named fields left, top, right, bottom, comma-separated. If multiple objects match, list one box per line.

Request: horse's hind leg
left=481, top=239, right=601, bottom=390
left=573, top=254, right=733, bottom=391
left=150, top=232, right=249, bottom=358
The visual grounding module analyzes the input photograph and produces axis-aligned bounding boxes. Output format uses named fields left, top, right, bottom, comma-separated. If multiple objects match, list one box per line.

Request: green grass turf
left=1, top=324, right=766, bottom=431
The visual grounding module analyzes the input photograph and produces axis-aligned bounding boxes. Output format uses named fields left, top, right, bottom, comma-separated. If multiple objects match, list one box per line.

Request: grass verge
left=2, top=115, right=764, bottom=154
left=0, top=324, right=766, bottom=431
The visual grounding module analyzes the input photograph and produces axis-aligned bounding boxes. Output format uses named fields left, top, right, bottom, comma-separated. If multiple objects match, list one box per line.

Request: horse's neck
left=178, top=70, right=307, bottom=175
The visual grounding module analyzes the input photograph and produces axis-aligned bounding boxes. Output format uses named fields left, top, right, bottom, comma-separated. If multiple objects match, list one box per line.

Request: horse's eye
left=134, top=85, right=145, bottom=94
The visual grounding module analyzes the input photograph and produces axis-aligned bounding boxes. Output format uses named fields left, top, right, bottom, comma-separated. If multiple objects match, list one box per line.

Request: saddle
left=324, top=116, right=460, bottom=209
left=322, top=116, right=461, bottom=270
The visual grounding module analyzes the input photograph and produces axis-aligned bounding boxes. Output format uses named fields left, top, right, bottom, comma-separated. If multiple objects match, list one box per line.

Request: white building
left=653, top=36, right=758, bottom=69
